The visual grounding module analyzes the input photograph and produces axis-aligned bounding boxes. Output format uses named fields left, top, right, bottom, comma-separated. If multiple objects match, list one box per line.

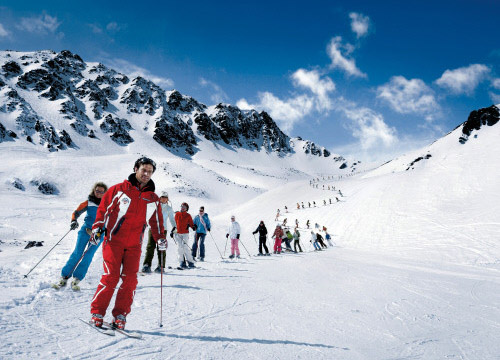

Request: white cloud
left=89, top=24, right=103, bottom=34
left=199, top=77, right=229, bottom=104
left=349, top=12, right=370, bottom=38
left=435, top=64, right=490, bottom=95
left=237, top=92, right=314, bottom=132
left=17, top=13, right=60, bottom=34
left=491, top=78, right=500, bottom=90
left=0, top=23, right=9, bottom=37
left=489, top=92, right=500, bottom=104
left=377, top=76, right=440, bottom=121
left=327, top=36, right=366, bottom=78
left=106, top=22, right=122, bottom=32
left=291, top=68, right=335, bottom=112
left=104, top=58, right=174, bottom=89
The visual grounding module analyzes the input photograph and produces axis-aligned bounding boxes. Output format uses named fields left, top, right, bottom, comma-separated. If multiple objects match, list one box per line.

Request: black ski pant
left=143, top=230, right=166, bottom=268
left=259, top=236, right=269, bottom=254
left=294, top=240, right=302, bottom=252
left=317, top=238, right=327, bottom=248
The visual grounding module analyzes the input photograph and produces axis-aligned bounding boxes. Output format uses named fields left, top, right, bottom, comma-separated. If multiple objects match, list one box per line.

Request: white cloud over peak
left=236, top=69, right=336, bottom=132
left=327, top=36, right=366, bottom=78
left=17, top=13, right=61, bottom=34
left=377, top=76, right=440, bottom=121
left=291, top=68, right=335, bottom=111
left=435, top=64, right=490, bottom=95
left=104, top=58, right=174, bottom=89
left=199, top=77, right=229, bottom=104
left=349, top=12, right=370, bottom=38
left=237, top=92, right=314, bottom=132
left=0, top=23, right=9, bottom=38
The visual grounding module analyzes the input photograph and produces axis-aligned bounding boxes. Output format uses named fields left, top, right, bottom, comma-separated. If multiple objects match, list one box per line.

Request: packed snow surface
left=0, top=121, right=499, bottom=359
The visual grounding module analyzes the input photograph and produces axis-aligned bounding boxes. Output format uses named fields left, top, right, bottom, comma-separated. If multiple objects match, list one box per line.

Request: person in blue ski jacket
left=52, top=182, right=108, bottom=291
left=191, top=206, right=211, bottom=261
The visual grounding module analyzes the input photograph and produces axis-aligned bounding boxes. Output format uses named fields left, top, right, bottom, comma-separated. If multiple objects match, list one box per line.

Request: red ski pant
left=90, top=240, right=141, bottom=319
left=274, top=237, right=282, bottom=253
left=231, top=238, right=240, bottom=256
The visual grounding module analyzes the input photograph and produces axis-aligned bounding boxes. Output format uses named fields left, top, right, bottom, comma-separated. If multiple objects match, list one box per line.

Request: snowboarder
left=89, top=157, right=166, bottom=330
left=272, top=225, right=284, bottom=254
left=310, top=231, right=321, bottom=251
left=226, top=215, right=241, bottom=259
left=252, top=220, right=269, bottom=255
left=293, top=228, right=303, bottom=252
left=53, top=182, right=108, bottom=291
left=172, top=202, right=196, bottom=269
left=192, top=206, right=211, bottom=261
left=142, top=191, right=175, bottom=274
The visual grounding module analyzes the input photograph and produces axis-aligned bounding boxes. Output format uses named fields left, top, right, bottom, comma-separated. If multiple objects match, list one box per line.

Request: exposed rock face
left=0, top=49, right=337, bottom=159
left=459, top=105, right=499, bottom=144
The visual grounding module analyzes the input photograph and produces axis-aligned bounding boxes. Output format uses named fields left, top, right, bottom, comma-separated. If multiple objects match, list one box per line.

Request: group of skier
left=50, top=157, right=336, bottom=332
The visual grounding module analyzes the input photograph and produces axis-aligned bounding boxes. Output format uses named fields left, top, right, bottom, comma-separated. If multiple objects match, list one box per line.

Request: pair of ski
left=79, top=318, right=142, bottom=339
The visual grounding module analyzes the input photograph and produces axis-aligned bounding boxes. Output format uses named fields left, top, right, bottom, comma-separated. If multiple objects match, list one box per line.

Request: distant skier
left=325, top=232, right=334, bottom=247
left=295, top=219, right=299, bottom=228
left=339, top=190, right=343, bottom=197
left=275, top=209, right=280, bottom=221
left=313, top=201, right=316, bottom=207
left=282, top=218, right=288, bottom=227
left=301, top=202, right=305, bottom=209
left=142, top=191, right=175, bottom=274
left=293, top=228, right=303, bottom=252
left=284, top=206, right=288, bottom=213
left=310, top=231, right=321, bottom=251
left=52, top=182, right=108, bottom=291
left=226, top=215, right=241, bottom=259
left=89, top=157, right=165, bottom=330
left=297, top=203, right=300, bottom=210
left=191, top=206, right=211, bottom=262
left=306, top=220, right=310, bottom=229
left=252, top=220, right=269, bottom=256
left=322, top=185, right=325, bottom=190
left=173, top=202, right=197, bottom=269
left=323, top=200, right=326, bottom=206
left=308, top=202, right=311, bottom=208
left=329, top=198, right=332, bottom=204
left=336, top=197, right=340, bottom=202
left=284, top=228, right=294, bottom=252
left=272, top=225, right=284, bottom=254
left=315, top=223, right=320, bottom=229
left=316, top=232, right=327, bottom=249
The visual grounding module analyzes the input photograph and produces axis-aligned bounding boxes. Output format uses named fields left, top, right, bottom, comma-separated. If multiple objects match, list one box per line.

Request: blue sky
left=1, top=0, right=499, bottom=161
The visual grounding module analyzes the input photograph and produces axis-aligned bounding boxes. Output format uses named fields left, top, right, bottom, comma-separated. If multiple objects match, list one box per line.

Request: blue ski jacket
left=193, top=213, right=211, bottom=234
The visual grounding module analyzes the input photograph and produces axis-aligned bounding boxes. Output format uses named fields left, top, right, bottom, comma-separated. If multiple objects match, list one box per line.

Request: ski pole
left=24, top=228, right=73, bottom=278
left=252, top=233, right=258, bottom=245
left=160, top=250, right=164, bottom=328
left=208, top=232, right=224, bottom=260
left=65, top=241, right=93, bottom=278
left=223, top=236, right=228, bottom=257
left=238, top=238, right=251, bottom=257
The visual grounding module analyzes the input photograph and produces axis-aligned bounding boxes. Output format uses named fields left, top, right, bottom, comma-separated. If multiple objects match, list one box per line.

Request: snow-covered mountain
left=1, top=50, right=499, bottom=359
left=0, top=49, right=349, bottom=170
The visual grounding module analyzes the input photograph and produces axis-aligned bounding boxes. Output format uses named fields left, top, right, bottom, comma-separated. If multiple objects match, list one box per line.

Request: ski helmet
left=134, top=157, right=156, bottom=172
left=181, top=202, right=189, bottom=211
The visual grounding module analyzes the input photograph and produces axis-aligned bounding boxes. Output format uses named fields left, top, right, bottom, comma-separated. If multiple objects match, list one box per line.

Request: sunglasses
left=95, top=189, right=105, bottom=194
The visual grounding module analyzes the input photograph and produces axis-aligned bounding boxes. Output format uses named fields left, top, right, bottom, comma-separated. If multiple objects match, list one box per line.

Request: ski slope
left=0, top=120, right=499, bottom=359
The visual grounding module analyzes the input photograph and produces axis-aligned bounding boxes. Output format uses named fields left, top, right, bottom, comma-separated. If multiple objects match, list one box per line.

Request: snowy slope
left=1, top=91, right=499, bottom=359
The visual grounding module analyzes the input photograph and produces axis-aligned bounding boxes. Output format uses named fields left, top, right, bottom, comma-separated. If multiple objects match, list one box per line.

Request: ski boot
left=112, top=315, right=126, bottom=330
left=71, top=278, right=81, bottom=291
left=154, top=266, right=164, bottom=274
left=91, top=313, right=104, bottom=328
left=188, top=262, right=196, bottom=268
left=229, top=254, right=235, bottom=259
left=236, top=255, right=240, bottom=259
left=51, top=276, right=68, bottom=290
left=141, top=265, right=152, bottom=273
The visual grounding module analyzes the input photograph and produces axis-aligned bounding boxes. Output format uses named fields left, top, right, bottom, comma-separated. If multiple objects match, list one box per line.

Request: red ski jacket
left=174, top=211, right=194, bottom=234
left=92, top=174, right=164, bottom=246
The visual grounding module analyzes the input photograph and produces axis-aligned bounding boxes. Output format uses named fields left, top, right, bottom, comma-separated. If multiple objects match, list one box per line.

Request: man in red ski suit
left=89, top=157, right=166, bottom=329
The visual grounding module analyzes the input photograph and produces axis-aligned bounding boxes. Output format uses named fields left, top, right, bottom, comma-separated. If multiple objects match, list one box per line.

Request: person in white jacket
left=141, top=191, right=175, bottom=273
left=226, top=215, right=241, bottom=259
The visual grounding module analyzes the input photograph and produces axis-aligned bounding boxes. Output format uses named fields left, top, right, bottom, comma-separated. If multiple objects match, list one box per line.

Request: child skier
left=226, top=215, right=241, bottom=259
left=272, top=225, right=284, bottom=254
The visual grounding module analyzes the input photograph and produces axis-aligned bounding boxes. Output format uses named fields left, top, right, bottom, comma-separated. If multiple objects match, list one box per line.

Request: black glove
left=236, top=234, right=240, bottom=239
left=70, top=220, right=79, bottom=230
left=226, top=233, right=229, bottom=238
left=193, top=224, right=198, bottom=231
left=170, top=230, right=174, bottom=238
left=207, top=228, right=211, bottom=232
